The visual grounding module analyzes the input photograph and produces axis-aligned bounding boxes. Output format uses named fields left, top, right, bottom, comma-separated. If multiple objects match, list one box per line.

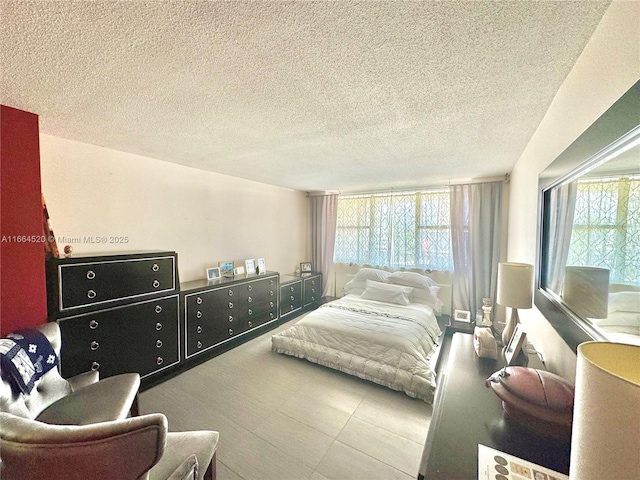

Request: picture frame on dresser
left=245, top=258, right=256, bottom=274
left=300, top=262, right=312, bottom=272
left=219, top=261, right=234, bottom=277
left=505, top=324, right=527, bottom=366
left=234, top=266, right=245, bottom=276
left=206, top=267, right=220, bottom=281
left=257, top=257, right=266, bottom=274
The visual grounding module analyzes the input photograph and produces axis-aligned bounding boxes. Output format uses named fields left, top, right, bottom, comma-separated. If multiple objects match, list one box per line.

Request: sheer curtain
left=310, top=193, right=338, bottom=297
left=450, top=181, right=503, bottom=317
left=546, top=181, right=577, bottom=293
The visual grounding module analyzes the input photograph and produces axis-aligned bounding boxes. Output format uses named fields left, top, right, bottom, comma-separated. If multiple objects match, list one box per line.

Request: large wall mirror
left=536, top=81, right=640, bottom=352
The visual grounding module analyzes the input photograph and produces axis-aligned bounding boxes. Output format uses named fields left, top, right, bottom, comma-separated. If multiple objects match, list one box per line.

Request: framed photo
left=206, top=267, right=220, bottom=281
left=257, top=257, right=266, bottom=274
left=234, top=266, right=245, bottom=276
left=219, top=261, right=234, bottom=277
left=505, top=324, right=527, bottom=366
left=245, top=259, right=256, bottom=274
left=300, top=262, right=312, bottom=273
left=453, top=309, right=472, bottom=323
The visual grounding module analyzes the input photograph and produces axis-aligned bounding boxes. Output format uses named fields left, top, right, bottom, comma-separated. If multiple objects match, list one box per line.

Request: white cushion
left=608, top=291, right=640, bottom=313
left=344, top=268, right=392, bottom=294
left=388, top=271, right=436, bottom=289
left=411, top=285, right=442, bottom=310
left=360, top=280, right=413, bottom=305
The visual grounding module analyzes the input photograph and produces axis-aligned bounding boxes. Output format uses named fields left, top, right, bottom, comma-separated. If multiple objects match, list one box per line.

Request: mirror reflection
left=542, top=127, right=640, bottom=345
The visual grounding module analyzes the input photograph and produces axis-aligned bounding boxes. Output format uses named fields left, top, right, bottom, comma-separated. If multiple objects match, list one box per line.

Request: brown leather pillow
left=486, top=366, right=574, bottom=438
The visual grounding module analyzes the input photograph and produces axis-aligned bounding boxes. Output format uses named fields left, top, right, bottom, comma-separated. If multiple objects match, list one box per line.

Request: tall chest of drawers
left=182, top=273, right=279, bottom=359
left=46, top=251, right=180, bottom=380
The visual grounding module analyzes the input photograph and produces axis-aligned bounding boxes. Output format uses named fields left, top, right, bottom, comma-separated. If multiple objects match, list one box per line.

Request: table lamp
left=562, top=266, right=609, bottom=319
left=497, top=262, right=534, bottom=346
left=570, top=342, right=640, bottom=480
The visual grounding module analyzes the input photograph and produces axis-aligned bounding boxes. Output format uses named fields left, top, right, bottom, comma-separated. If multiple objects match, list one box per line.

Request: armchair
left=0, top=412, right=218, bottom=480
left=0, top=323, right=140, bottom=425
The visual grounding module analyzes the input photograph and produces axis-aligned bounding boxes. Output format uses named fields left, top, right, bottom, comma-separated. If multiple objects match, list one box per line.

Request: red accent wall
left=1, top=105, right=48, bottom=336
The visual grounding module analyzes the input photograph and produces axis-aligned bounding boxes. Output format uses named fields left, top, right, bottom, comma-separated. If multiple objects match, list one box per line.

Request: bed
left=271, top=268, right=447, bottom=403
left=590, top=285, right=640, bottom=346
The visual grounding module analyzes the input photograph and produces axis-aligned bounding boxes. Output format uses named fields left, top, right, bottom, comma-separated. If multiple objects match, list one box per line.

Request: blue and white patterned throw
left=0, top=328, right=58, bottom=394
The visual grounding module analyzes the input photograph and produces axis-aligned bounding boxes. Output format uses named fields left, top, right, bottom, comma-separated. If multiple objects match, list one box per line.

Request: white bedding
left=271, top=294, right=442, bottom=402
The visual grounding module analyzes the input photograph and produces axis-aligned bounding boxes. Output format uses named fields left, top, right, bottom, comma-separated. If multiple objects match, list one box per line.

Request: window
left=568, top=176, right=640, bottom=285
left=334, top=189, right=453, bottom=271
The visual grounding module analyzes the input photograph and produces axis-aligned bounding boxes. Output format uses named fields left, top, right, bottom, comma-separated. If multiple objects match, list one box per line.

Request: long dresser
left=46, top=251, right=181, bottom=381
left=181, top=272, right=279, bottom=359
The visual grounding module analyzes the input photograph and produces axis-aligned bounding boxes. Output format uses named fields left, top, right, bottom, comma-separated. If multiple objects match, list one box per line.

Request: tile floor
left=140, top=316, right=433, bottom=480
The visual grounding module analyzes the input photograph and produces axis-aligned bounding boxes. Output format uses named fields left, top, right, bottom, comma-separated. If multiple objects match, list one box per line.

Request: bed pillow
left=411, top=285, right=442, bottom=310
left=360, top=280, right=413, bottom=305
left=608, top=291, right=640, bottom=313
left=388, top=271, right=437, bottom=289
left=344, top=268, right=392, bottom=295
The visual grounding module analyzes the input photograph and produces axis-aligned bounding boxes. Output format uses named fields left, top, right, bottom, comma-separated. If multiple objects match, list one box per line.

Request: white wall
left=507, top=0, right=640, bottom=382
left=39, top=135, right=309, bottom=283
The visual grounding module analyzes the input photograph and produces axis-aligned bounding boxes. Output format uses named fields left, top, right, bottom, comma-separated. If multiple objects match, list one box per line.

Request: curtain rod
left=335, top=175, right=509, bottom=197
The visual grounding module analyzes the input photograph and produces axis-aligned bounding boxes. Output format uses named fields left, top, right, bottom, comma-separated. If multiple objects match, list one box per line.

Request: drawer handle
left=312, top=280, right=316, bottom=285
left=248, top=321, right=252, bottom=328
left=269, top=279, right=274, bottom=285
left=155, top=305, right=162, bottom=314
left=270, top=312, right=275, bottom=319
left=228, top=302, right=233, bottom=308
left=87, top=290, right=97, bottom=299
left=312, top=296, right=315, bottom=301
left=290, top=286, right=294, bottom=292
left=196, top=311, right=203, bottom=319
left=196, top=297, right=203, bottom=305
left=248, top=285, right=253, bottom=292
left=228, top=315, right=233, bottom=322
left=197, top=325, right=202, bottom=334
left=312, top=288, right=315, bottom=293
left=153, top=279, right=160, bottom=288
left=248, top=309, right=253, bottom=316
left=197, top=341, right=203, bottom=349
left=86, top=270, right=96, bottom=279
left=270, top=290, right=274, bottom=296
left=228, top=328, right=233, bottom=336
left=90, top=341, right=99, bottom=351
left=156, top=322, right=163, bottom=331
left=290, top=305, right=294, bottom=311
left=270, top=301, right=274, bottom=308
left=228, top=290, right=233, bottom=297
left=91, top=362, right=100, bottom=371
left=156, top=357, right=163, bottom=366
left=152, top=263, right=159, bottom=272
left=290, top=295, right=294, bottom=301
left=89, top=319, right=99, bottom=329
left=248, top=296, right=253, bottom=303
left=156, top=340, right=163, bottom=348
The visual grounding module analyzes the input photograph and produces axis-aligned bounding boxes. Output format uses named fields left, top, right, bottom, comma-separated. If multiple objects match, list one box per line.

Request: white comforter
left=271, top=295, right=442, bottom=402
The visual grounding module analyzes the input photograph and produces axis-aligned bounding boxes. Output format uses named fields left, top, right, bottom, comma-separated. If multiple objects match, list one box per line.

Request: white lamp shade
left=496, top=262, right=533, bottom=309
left=562, top=266, right=609, bottom=319
left=569, top=342, right=640, bottom=480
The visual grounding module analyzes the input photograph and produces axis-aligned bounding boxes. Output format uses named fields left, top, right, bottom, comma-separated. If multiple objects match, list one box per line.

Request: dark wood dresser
left=279, top=272, right=322, bottom=319
left=418, top=332, right=571, bottom=479
left=181, top=272, right=279, bottom=360
left=46, top=251, right=180, bottom=381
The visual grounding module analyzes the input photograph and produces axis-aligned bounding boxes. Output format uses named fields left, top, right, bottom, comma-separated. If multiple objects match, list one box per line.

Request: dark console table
left=418, top=332, right=571, bottom=479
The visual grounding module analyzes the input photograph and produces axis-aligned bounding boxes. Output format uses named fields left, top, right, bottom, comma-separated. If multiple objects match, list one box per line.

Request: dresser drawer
left=57, top=256, right=176, bottom=310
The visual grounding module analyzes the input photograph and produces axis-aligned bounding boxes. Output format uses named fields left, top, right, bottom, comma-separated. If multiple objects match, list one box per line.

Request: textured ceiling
left=1, top=1, right=611, bottom=193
